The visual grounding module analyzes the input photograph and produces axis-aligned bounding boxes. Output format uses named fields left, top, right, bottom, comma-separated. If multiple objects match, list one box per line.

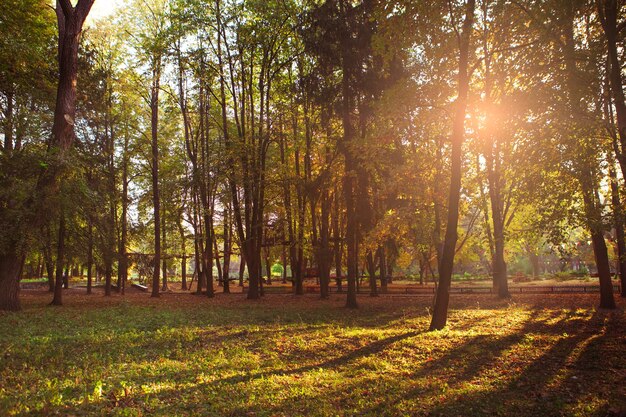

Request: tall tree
left=48, top=0, right=96, bottom=307
left=0, top=0, right=57, bottom=310
left=597, top=0, right=626, bottom=177
left=430, top=0, right=476, bottom=331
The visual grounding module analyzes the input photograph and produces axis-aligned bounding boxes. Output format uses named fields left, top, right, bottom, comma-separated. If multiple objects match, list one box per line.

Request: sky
left=86, top=0, right=123, bottom=23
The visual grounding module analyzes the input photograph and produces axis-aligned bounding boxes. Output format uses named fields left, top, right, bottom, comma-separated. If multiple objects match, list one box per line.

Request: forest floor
left=1, top=290, right=625, bottom=417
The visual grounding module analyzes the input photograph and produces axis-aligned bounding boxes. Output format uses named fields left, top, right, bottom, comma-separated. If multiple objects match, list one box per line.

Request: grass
left=0, top=290, right=624, bottom=417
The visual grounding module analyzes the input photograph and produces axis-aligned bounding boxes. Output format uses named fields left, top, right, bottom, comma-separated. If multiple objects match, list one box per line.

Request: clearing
left=0, top=290, right=624, bottom=416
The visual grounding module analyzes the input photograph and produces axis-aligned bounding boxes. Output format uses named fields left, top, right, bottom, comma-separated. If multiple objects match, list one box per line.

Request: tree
left=0, top=0, right=94, bottom=310
left=125, top=0, right=171, bottom=298
left=430, top=0, right=476, bottom=331
left=0, top=0, right=57, bottom=310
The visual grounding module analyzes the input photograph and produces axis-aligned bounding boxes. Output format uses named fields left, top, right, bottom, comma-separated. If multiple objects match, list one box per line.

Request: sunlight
left=1, top=0, right=624, bottom=414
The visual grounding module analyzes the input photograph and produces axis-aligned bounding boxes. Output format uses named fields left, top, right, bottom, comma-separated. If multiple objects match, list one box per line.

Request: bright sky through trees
left=84, top=0, right=123, bottom=23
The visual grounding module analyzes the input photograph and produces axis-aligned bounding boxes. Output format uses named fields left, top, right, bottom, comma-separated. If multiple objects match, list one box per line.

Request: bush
left=452, top=272, right=475, bottom=282
left=552, top=271, right=574, bottom=282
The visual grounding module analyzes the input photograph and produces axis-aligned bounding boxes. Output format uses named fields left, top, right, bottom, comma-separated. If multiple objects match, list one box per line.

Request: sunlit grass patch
left=0, top=292, right=624, bottom=416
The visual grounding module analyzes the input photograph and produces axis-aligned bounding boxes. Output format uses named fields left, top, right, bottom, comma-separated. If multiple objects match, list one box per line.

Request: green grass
left=0, top=292, right=624, bottom=416
left=19, top=278, right=47, bottom=283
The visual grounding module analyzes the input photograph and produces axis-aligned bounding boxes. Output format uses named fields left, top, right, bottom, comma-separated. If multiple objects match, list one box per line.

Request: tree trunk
left=150, top=60, right=162, bottom=299
left=245, top=242, right=261, bottom=299
left=386, top=245, right=395, bottom=284
left=591, top=230, right=617, bottom=309
left=238, top=253, right=245, bottom=287
left=598, top=0, right=626, bottom=176
left=481, top=27, right=510, bottom=299
left=193, top=193, right=205, bottom=295
left=0, top=250, right=23, bottom=311
left=366, top=251, right=378, bottom=297
left=529, top=250, right=540, bottom=279
left=430, top=0, right=475, bottom=331
left=51, top=213, right=66, bottom=306
left=161, top=214, right=168, bottom=291
left=582, top=179, right=615, bottom=309
left=563, top=1, right=615, bottom=309
left=43, top=231, right=55, bottom=292
left=319, top=186, right=331, bottom=299
left=205, top=215, right=215, bottom=298
left=281, top=247, right=287, bottom=284
left=343, top=169, right=358, bottom=308
left=222, top=210, right=231, bottom=294
left=3, top=89, right=13, bottom=152
left=339, top=1, right=358, bottom=309
left=118, top=134, right=129, bottom=295
left=87, top=216, right=93, bottom=294
left=104, top=252, right=112, bottom=296
left=609, top=166, right=626, bottom=297
left=265, top=252, right=271, bottom=285
left=333, top=185, right=343, bottom=292
left=379, top=246, right=388, bottom=293
left=214, top=232, right=223, bottom=286
left=490, top=206, right=509, bottom=298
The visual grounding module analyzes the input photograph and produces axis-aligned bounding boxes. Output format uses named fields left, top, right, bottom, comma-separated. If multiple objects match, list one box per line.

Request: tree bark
left=214, top=230, right=223, bottom=286
left=333, top=185, right=343, bottom=292
left=319, top=183, right=331, bottom=299
left=609, top=165, right=626, bottom=297
left=161, top=214, right=168, bottom=291
left=430, top=0, right=475, bottom=331
left=51, top=213, right=66, bottom=305
left=87, top=215, right=93, bottom=295
left=222, top=206, right=231, bottom=294
left=205, top=215, right=215, bottom=298
left=179, top=219, right=187, bottom=291
left=150, top=60, right=162, bottom=299
left=590, top=229, right=617, bottom=309
left=238, top=253, right=246, bottom=287
left=339, top=0, right=358, bottom=309
left=0, top=250, right=23, bottom=311
left=379, top=246, right=388, bottom=293
left=343, top=169, right=358, bottom=308
left=366, top=251, right=378, bottom=297
left=43, top=227, right=55, bottom=292
left=3, top=89, right=13, bottom=152
left=118, top=137, right=129, bottom=295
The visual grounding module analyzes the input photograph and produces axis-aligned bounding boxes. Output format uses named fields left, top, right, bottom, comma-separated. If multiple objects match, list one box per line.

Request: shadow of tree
left=8, top=298, right=624, bottom=417
left=419, top=310, right=625, bottom=417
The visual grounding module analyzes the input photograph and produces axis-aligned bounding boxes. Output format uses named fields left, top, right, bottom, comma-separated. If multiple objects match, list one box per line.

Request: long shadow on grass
left=7, top=303, right=429, bottom=416
left=209, top=329, right=423, bottom=386
left=412, top=309, right=621, bottom=417
left=1, top=299, right=419, bottom=376
left=356, top=309, right=601, bottom=417
left=28, top=329, right=426, bottom=416
left=538, top=309, right=626, bottom=416
left=226, top=310, right=550, bottom=417
left=129, top=311, right=541, bottom=416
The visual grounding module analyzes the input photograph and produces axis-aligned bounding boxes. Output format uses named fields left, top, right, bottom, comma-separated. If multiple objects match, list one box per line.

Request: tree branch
left=75, top=0, right=96, bottom=27
left=57, top=0, right=73, bottom=18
